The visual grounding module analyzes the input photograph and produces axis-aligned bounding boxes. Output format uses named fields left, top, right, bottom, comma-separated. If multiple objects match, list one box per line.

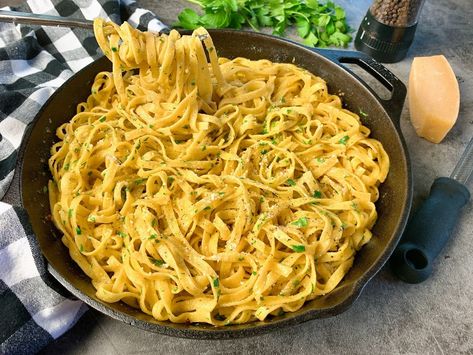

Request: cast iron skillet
left=20, top=29, right=412, bottom=339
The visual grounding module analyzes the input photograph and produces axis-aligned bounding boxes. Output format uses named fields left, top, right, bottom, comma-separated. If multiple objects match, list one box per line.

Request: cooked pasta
left=48, top=19, right=389, bottom=325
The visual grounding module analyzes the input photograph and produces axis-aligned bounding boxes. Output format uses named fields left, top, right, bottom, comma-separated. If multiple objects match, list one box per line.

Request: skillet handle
left=317, top=49, right=407, bottom=125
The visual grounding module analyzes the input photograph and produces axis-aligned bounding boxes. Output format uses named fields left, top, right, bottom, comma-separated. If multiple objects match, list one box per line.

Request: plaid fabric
left=0, top=1, right=167, bottom=353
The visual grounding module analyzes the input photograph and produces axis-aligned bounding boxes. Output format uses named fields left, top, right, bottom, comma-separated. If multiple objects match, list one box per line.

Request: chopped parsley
left=201, top=145, right=207, bottom=151
left=151, top=258, right=165, bottom=266
left=312, top=190, right=322, bottom=198
left=213, top=277, right=219, bottom=287
left=291, top=245, right=306, bottom=252
left=149, top=233, right=158, bottom=240
left=203, top=206, right=211, bottom=211
left=167, top=176, right=175, bottom=185
left=117, top=231, right=127, bottom=238
left=359, top=109, right=368, bottom=117
left=338, top=135, right=349, bottom=145
left=76, top=226, right=82, bottom=235
left=68, top=209, right=73, bottom=218
left=134, top=178, right=146, bottom=185
left=286, top=179, right=296, bottom=186
left=111, top=46, right=117, bottom=52
left=80, top=244, right=84, bottom=252
left=261, top=149, right=268, bottom=155
left=292, top=217, right=308, bottom=228
left=99, top=116, right=106, bottom=122
left=252, top=271, right=257, bottom=276
left=63, top=163, right=70, bottom=171
left=87, top=215, right=96, bottom=223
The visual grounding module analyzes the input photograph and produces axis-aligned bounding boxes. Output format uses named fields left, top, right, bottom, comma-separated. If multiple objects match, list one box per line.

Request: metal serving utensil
left=0, top=10, right=186, bottom=38
left=0, top=9, right=94, bottom=29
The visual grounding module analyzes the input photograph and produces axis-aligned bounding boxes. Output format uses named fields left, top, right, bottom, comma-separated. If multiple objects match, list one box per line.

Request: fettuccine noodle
left=48, top=19, right=389, bottom=325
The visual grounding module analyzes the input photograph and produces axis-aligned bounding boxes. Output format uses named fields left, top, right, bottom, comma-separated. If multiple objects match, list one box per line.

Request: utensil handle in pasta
left=318, top=49, right=406, bottom=124
left=0, top=9, right=94, bottom=29
left=390, top=177, right=470, bottom=284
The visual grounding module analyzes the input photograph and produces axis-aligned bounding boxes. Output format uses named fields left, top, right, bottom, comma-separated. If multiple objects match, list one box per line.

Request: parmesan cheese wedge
left=408, top=55, right=460, bottom=143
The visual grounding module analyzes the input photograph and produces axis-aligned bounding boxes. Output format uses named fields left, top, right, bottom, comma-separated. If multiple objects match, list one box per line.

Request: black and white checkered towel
left=0, top=1, right=167, bottom=353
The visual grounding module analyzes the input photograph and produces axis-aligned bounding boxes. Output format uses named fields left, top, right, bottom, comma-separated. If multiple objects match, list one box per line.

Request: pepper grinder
left=355, top=0, right=426, bottom=63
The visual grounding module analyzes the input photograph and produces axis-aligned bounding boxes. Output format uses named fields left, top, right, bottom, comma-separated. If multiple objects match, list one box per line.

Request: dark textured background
left=4, top=0, right=473, bottom=353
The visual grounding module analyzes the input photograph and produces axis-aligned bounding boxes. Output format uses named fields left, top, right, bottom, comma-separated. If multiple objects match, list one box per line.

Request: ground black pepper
left=370, top=0, right=425, bottom=27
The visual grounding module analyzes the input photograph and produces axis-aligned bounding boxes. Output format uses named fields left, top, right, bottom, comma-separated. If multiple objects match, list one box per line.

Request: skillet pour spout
left=19, top=29, right=412, bottom=338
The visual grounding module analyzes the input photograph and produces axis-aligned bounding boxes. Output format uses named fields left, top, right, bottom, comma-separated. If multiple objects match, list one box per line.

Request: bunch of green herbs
left=174, top=0, right=352, bottom=47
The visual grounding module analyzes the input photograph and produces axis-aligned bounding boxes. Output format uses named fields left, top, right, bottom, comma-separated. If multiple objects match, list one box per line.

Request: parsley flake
left=286, top=179, right=296, bottom=186
left=292, top=217, right=308, bottom=228
left=134, top=178, right=146, bottom=185
left=151, top=258, right=165, bottom=266
left=338, top=135, right=349, bottom=145
left=359, top=109, right=368, bottom=117
left=291, top=245, right=306, bottom=252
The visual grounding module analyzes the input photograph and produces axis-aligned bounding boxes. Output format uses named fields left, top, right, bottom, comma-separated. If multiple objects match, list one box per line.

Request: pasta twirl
left=48, top=19, right=389, bottom=326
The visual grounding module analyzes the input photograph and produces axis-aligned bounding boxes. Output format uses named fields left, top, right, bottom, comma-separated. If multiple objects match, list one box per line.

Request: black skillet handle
left=316, top=49, right=407, bottom=124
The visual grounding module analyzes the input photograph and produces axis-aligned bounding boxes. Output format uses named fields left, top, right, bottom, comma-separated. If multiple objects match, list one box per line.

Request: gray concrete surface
left=6, top=0, right=473, bottom=353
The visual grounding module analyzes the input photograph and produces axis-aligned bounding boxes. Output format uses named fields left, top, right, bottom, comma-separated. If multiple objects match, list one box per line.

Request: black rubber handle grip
left=391, top=177, right=470, bottom=283
left=316, top=49, right=407, bottom=124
